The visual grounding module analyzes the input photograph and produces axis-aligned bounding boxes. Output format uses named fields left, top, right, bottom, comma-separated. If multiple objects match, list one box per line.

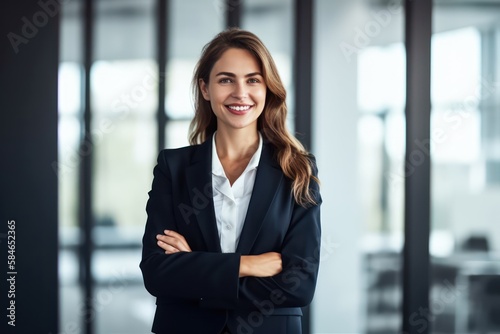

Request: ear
left=199, top=79, right=210, bottom=101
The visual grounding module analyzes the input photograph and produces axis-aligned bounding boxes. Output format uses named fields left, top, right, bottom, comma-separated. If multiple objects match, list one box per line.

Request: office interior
left=1, top=0, right=500, bottom=333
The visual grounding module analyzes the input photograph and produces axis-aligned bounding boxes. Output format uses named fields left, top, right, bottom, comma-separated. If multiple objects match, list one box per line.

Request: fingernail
left=164, top=230, right=169, bottom=234
left=156, top=234, right=161, bottom=239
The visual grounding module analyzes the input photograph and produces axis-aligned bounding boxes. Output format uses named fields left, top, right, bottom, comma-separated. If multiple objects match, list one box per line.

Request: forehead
left=211, top=48, right=261, bottom=75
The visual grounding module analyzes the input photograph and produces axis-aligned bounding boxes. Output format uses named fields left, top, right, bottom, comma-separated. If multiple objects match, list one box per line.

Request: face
left=200, top=48, right=267, bottom=132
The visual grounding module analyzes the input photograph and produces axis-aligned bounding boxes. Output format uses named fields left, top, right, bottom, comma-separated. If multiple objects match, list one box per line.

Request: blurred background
left=1, top=0, right=499, bottom=333
left=58, top=0, right=500, bottom=333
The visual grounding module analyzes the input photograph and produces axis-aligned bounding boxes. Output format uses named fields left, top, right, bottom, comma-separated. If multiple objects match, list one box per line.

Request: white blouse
left=211, top=132, right=263, bottom=253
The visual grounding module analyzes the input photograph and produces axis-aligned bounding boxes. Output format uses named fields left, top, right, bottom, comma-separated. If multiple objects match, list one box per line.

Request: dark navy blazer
left=140, top=139, right=322, bottom=334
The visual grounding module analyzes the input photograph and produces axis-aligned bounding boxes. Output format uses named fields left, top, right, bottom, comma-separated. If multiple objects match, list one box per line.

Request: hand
left=239, top=252, right=282, bottom=278
left=156, top=230, right=192, bottom=254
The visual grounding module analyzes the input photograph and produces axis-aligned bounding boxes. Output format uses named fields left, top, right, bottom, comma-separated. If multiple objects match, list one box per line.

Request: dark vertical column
left=294, top=1, right=314, bottom=333
left=82, top=0, right=94, bottom=333
left=294, top=0, right=313, bottom=151
left=225, top=0, right=242, bottom=28
left=157, top=0, right=168, bottom=151
left=403, top=1, right=432, bottom=333
left=0, top=0, right=59, bottom=333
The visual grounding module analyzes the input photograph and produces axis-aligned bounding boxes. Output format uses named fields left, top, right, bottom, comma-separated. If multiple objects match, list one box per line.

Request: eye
left=248, top=78, right=260, bottom=84
left=218, top=78, right=232, bottom=84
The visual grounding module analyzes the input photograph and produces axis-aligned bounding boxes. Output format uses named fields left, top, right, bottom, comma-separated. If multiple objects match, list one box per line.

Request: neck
left=215, top=127, right=259, bottom=161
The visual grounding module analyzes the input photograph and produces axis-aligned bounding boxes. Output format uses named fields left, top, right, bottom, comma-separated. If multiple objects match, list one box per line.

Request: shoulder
left=157, top=140, right=210, bottom=169
left=306, top=153, right=319, bottom=173
left=159, top=144, right=199, bottom=159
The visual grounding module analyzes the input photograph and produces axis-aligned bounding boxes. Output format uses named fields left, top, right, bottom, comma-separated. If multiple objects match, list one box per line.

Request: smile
left=227, top=105, right=252, bottom=111
left=225, top=104, right=254, bottom=115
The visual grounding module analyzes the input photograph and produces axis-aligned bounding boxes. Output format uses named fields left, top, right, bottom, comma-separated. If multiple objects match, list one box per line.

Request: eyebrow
left=215, top=71, right=263, bottom=78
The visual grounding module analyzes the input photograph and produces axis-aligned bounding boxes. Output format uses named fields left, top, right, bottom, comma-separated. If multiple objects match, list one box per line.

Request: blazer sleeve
left=139, top=150, right=241, bottom=307
left=141, top=150, right=322, bottom=310
left=236, top=156, right=322, bottom=308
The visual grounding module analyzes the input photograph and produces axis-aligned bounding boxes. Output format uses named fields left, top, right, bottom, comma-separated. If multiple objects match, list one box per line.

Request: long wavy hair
left=189, top=28, right=319, bottom=207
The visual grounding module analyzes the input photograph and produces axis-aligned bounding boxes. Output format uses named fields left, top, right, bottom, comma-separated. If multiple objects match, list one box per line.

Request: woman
left=140, top=28, right=321, bottom=334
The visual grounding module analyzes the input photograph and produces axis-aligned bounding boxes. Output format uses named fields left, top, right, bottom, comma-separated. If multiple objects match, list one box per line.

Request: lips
left=225, top=104, right=254, bottom=115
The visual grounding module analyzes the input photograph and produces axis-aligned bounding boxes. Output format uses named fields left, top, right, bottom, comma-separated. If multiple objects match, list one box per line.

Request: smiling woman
left=140, top=28, right=322, bottom=334
left=199, top=48, right=267, bottom=137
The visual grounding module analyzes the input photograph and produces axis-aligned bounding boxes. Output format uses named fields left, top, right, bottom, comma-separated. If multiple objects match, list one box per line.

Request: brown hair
left=189, top=28, right=319, bottom=207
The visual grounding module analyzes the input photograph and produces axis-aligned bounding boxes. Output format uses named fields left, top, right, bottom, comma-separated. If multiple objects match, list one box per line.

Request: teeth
left=228, top=105, right=251, bottom=111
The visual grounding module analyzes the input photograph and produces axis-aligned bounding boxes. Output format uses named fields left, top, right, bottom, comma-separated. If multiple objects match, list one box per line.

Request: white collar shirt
left=211, top=132, right=263, bottom=253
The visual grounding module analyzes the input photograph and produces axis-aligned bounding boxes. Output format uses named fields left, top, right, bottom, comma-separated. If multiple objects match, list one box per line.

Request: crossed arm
left=156, top=229, right=282, bottom=278
left=141, top=150, right=322, bottom=308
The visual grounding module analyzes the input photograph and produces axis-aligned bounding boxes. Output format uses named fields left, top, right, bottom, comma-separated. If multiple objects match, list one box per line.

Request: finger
left=164, top=229, right=184, bottom=238
left=157, top=234, right=187, bottom=251
left=157, top=234, right=191, bottom=252
left=164, top=230, right=192, bottom=251
left=157, top=240, right=180, bottom=254
left=156, top=234, right=182, bottom=250
left=164, top=230, right=188, bottom=243
left=156, top=234, right=183, bottom=249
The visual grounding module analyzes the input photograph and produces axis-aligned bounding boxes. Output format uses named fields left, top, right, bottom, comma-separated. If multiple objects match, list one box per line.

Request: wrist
left=239, top=255, right=252, bottom=277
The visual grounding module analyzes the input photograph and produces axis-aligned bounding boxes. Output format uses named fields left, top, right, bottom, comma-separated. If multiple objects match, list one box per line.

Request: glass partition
left=313, top=1, right=405, bottom=333
left=165, top=0, right=223, bottom=149
left=430, top=2, right=500, bottom=333
left=242, top=0, right=295, bottom=130
left=59, top=1, right=226, bottom=332
left=59, top=0, right=84, bottom=332
left=91, top=0, right=157, bottom=332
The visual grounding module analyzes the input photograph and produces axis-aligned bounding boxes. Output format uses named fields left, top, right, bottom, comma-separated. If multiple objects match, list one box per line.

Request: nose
left=231, top=81, right=248, bottom=100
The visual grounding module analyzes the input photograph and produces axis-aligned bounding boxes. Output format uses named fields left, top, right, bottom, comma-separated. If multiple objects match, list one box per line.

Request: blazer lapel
left=185, top=140, right=222, bottom=252
left=236, top=142, right=283, bottom=254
